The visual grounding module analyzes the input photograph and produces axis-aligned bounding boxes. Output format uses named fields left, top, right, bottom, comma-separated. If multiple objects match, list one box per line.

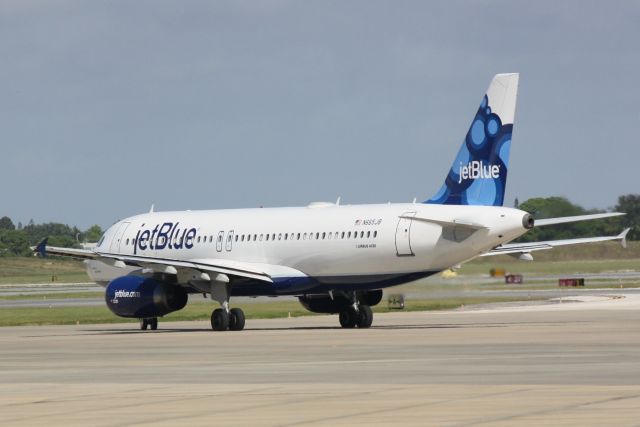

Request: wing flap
left=94, top=253, right=308, bottom=284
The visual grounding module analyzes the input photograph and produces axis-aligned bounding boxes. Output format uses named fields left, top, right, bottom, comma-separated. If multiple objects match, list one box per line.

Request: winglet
left=33, top=238, right=48, bottom=257
left=618, top=228, right=630, bottom=249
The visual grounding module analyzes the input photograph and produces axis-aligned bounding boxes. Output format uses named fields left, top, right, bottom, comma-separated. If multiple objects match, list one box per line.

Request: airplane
left=34, top=73, right=629, bottom=331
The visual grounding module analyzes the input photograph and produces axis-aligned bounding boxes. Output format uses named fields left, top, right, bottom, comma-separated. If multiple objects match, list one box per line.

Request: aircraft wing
left=32, top=239, right=305, bottom=283
left=97, top=252, right=307, bottom=283
left=31, top=238, right=98, bottom=260
left=483, top=228, right=630, bottom=257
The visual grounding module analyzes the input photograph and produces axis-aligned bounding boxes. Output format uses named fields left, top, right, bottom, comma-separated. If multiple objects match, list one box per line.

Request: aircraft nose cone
left=522, top=213, right=534, bottom=229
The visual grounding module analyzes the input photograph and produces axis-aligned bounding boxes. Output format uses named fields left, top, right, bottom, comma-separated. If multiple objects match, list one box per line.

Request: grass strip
left=0, top=296, right=539, bottom=327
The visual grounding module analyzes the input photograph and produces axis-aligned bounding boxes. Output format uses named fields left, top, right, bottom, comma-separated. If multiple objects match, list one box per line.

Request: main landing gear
left=338, top=304, right=373, bottom=328
left=209, top=280, right=245, bottom=331
left=139, top=317, right=158, bottom=330
left=211, top=307, right=245, bottom=331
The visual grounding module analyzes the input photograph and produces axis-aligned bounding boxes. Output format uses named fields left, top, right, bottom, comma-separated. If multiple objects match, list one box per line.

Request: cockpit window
left=97, top=235, right=106, bottom=247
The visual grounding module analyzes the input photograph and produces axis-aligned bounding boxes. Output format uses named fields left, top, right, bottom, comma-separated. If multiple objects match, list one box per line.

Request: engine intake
left=105, top=275, right=188, bottom=318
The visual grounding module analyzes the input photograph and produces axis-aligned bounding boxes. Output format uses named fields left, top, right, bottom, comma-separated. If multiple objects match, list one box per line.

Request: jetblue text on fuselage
left=134, top=222, right=197, bottom=254
left=458, top=160, right=500, bottom=184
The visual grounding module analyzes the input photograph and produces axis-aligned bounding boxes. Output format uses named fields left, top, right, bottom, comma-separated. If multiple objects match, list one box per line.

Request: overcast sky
left=1, top=1, right=639, bottom=229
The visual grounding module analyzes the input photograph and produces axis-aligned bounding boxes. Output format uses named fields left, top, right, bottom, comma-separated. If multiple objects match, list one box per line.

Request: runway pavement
left=2, top=295, right=640, bottom=426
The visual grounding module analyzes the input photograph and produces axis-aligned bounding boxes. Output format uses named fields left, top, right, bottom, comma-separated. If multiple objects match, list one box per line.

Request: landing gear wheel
left=356, top=305, right=373, bottom=328
left=229, top=308, right=246, bottom=331
left=139, top=319, right=148, bottom=330
left=149, top=317, right=158, bottom=330
left=211, top=308, right=230, bottom=331
left=339, top=307, right=358, bottom=328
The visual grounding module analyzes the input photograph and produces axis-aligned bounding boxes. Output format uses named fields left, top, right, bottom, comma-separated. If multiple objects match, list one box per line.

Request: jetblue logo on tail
left=457, top=161, right=500, bottom=184
left=426, top=73, right=519, bottom=207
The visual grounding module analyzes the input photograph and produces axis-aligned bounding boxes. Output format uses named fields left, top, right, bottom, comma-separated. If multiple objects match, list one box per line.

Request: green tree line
left=0, top=218, right=102, bottom=257
left=515, top=194, right=640, bottom=242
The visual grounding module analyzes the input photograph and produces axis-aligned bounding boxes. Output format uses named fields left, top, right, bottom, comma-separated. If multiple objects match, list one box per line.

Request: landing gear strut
left=139, top=317, right=158, bottom=330
left=209, top=280, right=245, bottom=331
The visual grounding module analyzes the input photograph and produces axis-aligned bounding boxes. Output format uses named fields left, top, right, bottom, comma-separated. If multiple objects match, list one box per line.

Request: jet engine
left=105, top=275, right=188, bottom=318
left=298, top=289, right=383, bottom=314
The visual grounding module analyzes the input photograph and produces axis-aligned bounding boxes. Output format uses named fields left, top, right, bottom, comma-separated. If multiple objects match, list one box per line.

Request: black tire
left=356, top=305, right=373, bottom=328
left=211, top=308, right=229, bottom=331
left=149, top=318, right=158, bottom=330
left=229, top=308, right=246, bottom=331
left=339, top=308, right=357, bottom=328
left=139, top=319, right=148, bottom=330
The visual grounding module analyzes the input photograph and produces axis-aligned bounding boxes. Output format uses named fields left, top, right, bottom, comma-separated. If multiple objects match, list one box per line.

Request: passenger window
left=322, top=232, right=326, bottom=239
left=272, top=233, right=276, bottom=240
left=347, top=231, right=351, bottom=238
left=360, top=231, right=364, bottom=238
left=260, top=234, right=263, bottom=241
left=284, top=233, right=288, bottom=240
left=303, top=233, right=307, bottom=240
left=278, top=233, right=282, bottom=240
left=315, top=232, right=319, bottom=239
left=328, top=232, right=332, bottom=239
left=374, top=230, right=378, bottom=238
left=367, top=231, right=370, bottom=238
left=297, top=233, right=301, bottom=240
left=126, top=238, right=129, bottom=245
left=266, top=234, right=269, bottom=241
left=197, top=236, right=201, bottom=243
left=235, top=235, right=239, bottom=242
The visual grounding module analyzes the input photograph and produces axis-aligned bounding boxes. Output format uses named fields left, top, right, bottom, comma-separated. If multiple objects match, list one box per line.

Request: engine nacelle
left=105, top=275, right=188, bottom=318
left=298, top=290, right=383, bottom=314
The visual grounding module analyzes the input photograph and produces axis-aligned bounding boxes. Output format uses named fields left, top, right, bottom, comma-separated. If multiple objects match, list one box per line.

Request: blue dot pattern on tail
left=426, top=95, right=513, bottom=207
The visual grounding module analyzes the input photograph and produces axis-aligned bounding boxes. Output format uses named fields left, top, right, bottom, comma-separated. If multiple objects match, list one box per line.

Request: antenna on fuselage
left=336, top=196, right=341, bottom=206
left=149, top=204, right=155, bottom=213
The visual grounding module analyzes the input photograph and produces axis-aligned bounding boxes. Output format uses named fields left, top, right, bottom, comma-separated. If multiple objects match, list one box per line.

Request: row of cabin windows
left=197, top=230, right=378, bottom=244
left=124, top=230, right=378, bottom=247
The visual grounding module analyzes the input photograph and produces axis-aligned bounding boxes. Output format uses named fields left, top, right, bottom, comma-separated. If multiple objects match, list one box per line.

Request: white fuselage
left=89, top=202, right=530, bottom=296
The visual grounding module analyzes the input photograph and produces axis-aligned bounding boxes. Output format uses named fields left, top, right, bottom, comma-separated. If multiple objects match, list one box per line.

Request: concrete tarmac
left=2, top=295, right=640, bottom=426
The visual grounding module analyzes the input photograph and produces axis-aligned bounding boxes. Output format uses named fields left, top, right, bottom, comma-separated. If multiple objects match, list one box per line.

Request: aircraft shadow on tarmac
left=77, top=322, right=514, bottom=336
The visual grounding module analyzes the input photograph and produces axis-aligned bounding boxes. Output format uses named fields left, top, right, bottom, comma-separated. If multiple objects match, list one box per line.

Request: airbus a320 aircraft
left=35, top=73, right=628, bottom=331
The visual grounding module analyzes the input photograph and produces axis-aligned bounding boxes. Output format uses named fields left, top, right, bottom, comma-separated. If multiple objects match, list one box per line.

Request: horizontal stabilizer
left=402, top=214, right=488, bottom=230
left=482, top=227, right=631, bottom=257
left=534, top=212, right=625, bottom=227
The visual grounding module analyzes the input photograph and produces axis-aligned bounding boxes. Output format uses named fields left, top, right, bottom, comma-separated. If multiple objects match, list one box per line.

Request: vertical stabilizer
left=426, top=73, right=519, bottom=206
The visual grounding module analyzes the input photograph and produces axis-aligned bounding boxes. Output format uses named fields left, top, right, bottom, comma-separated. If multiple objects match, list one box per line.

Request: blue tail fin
left=426, top=73, right=519, bottom=206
